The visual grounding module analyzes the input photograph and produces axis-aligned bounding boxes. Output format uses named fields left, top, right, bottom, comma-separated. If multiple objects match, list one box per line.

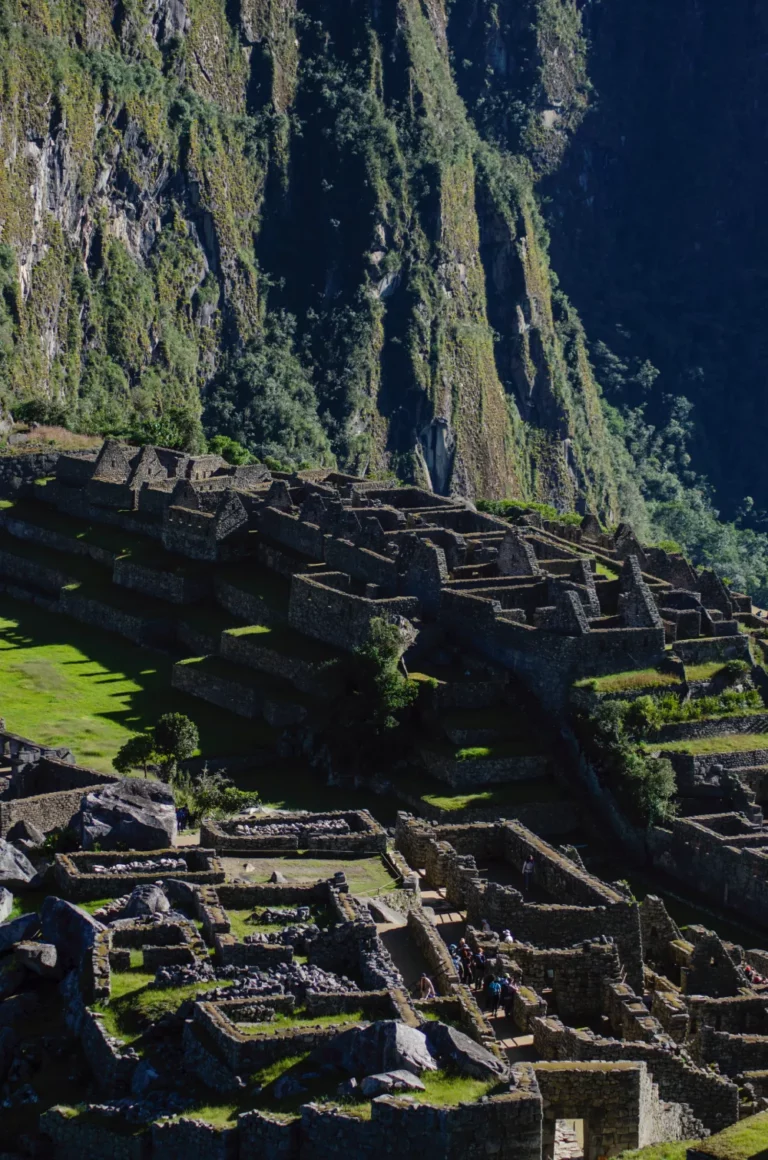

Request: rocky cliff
left=0, top=0, right=636, bottom=515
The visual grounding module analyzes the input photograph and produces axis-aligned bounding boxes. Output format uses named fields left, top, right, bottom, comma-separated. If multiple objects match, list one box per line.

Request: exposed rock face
left=0, top=841, right=38, bottom=889
left=327, top=1020, right=437, bottom=1077
left=15, top=941, right=60, bottom=979
left=121, top=884, right=171, bottom=919
left=423, top=1021, right=509, bottom=1081
left=78, top=779, right=178, bottom=851
left=0, top=913, right=41, bottom=955
left=0, top=889, right=12, bottom=924
left=40, top=897, right=105, bottom=970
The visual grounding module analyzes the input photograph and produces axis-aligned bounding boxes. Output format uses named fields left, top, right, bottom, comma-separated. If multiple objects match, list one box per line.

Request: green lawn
left=219, top=854, right=397, bottom=896
left=97, top=969, right=232, bottom=1043
left=688, top=1110, right=768, bottom=1160
left=574, top=668, right=681, bottom=694
left=650, top=732, right=768, bottom=756
left=616, top=1143, right=696, bottom=1160
left=684, top=662, right=730, bottom=682
left=0, top=597, right=273, bottom=770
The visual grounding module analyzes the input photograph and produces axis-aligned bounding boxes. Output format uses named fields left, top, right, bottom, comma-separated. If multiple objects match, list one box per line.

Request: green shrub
left=173, top=767, right=259, bottom=824
left=574, top=701, right=677, bottom=826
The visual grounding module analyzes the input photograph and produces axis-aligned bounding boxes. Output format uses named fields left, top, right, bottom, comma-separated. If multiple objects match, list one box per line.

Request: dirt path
left=377, top=922, right=432, bottom=996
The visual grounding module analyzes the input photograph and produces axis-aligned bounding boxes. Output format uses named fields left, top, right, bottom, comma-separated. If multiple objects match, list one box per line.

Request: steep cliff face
left=536, top=0, right=768, bottom=518
left=0, top=0, right=631, bottom=514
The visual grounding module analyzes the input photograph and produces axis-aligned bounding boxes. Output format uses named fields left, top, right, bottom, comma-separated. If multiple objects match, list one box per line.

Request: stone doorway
left=555, top=1119, right=585, bottom=1160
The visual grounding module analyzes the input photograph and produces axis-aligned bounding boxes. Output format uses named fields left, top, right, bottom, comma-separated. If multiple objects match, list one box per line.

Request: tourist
left=473, top=948, right=487, bottom=989
left=481, top=918, right=492, bottom=933
left=522, top=855, right=535, bottom=892
left=487, top=977, right=503, bottom=1017
left=419, top=973, right=436, bottom=999
left=501, top=928, right=515, bottom=944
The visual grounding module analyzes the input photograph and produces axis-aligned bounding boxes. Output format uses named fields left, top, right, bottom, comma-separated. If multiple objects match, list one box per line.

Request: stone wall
left=0, top=451, right=60, bottom=495
left=532, top=1017, right=738, bottom=1133
left=0, top=785, right=109, bottom=837
left=113, top=558, right=211, bottom=605
left=511, top=943, right=621, bottom=1025
left=649, top=817, right=768, bottom=925
left=214, top=577, right=287, bottom=626
left=201, top=811, right=387, bottom=856
left=55, top=849, right=224, bottom=900
left=289, top=572, right=419, bottom=652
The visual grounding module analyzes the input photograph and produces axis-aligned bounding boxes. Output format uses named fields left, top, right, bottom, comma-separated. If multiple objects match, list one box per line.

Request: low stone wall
left=407, top=907, right=460, bottom=993
left=0, top=509, right=115, bottom=567
left=688, top=993, right=768, bottom=1036
left=213, top=935, right=293, bottom=968
left=673, top=635, right=752, bottom=664
left=55, top=849, right=224, bottom=900
left=40, top=1108, right=148, bottom=1160
left=201, top=810, right=388, bottom=856
left=44, top=1063, right=543, bottom=1160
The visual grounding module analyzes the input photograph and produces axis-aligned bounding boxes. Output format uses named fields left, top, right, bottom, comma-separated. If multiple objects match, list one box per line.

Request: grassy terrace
left=648, top=733, right=768, bottom=756
left=398, top=769, right=564, bottom=814
left=180, top=1054, right=503, bottom=1125
left=684, top=661, right=732, bottom=682
left=574, top=668, right=682, bottom=694
left=0, top=597, right=272, bottom=770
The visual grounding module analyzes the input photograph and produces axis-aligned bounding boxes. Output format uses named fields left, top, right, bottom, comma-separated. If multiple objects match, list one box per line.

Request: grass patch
left=401, top=770, right=563, bottom=813
left=224, top=907, right=298, bottom=941
left=684, top=662, right=729, bottom=682
left=97, top=971, right=232, bottom=1043
left=691, top=1109, right=768, bottom=1160
left=220, top=854, right=396, bottom=896
left=238, top=1009, right=366, bottom=1034
left=0, top=597, right=271, bottom=770
left=649, top=732, right=768, bottom=755
left=455, top=741, right=538, bottom=760
left=595, top=560, right=620, bottom=578
left=574, top=668, right=681, bottom=694
left=616, top=1142, right=697, bottom=1160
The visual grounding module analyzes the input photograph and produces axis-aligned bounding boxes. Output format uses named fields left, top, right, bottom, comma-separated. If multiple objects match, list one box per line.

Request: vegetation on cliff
left=0, top=0, right=767, bottom=596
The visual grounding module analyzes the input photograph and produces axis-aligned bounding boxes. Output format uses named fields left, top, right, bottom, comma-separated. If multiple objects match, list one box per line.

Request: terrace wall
left=289, top=572, right=419, bottom=652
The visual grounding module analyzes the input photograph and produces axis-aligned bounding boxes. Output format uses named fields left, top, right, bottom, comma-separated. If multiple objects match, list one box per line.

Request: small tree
left=113, top=733, right=157, bottom=778
left=172, top=767, right=260, bottom=825
left=152, top=713, right=200, bottom=782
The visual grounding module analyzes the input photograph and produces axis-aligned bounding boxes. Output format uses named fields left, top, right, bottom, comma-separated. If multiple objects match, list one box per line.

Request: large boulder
left=0, top=888, right=12, bottom=923
left=325, top=1021, right=437, bottom=1077
left=78, top=779, right=177, bottom=851
left=0, top=840, right=37, bottom=889
left=360, top=1070, right=425, bottom=1097
left=15, top=941, right=60, bottom=979
left=0, top=913, right=40, bottom=955
left=7, top=819, right=45, bottom=850
left=41, top=897, right=104, bottom=969
left=423, top=1022, right=508, bottom=1081
left=122, top=884, right=170, bottom=919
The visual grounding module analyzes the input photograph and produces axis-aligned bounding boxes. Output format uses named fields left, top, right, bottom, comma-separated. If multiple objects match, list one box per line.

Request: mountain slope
left=0, top=0, right=633, bottom=515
